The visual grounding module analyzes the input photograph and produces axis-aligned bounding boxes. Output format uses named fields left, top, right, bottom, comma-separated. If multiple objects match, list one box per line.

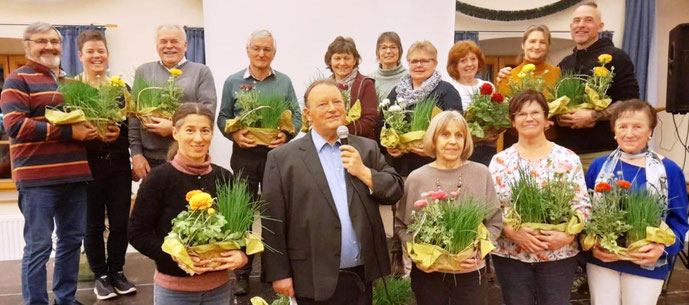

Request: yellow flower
left=598, top=54, right=612, bottom=64
left=186, top=190, right=203, bottom=202
left=517, top=72, right=527, bottom=78
left=593, top=66, right=610, bottom=77
left=169, top=68, right=183, bottom=76
left=189, top=192, right=213, bottom=210
left=109, top=76, right=125, bottom=87
left=207, top=208, right=216, bottom=215
left=522, top=63, right=536, bottom=73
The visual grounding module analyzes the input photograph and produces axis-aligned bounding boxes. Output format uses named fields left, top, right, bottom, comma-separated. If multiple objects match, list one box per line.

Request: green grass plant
left=215, top=175, right=259, bottom=238
left=441, top=198, right=487, bottom=253
left=623, top=191, right=665, bottom=243
left=59, top=80, right=122, bottom=121
left=373, top=276, right=414, bottom=305
left=409, top=96, right=437, bottom=131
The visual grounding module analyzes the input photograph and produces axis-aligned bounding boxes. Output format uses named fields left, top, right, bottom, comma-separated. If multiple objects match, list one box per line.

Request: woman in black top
left=129, top=103, right=248, bottom=304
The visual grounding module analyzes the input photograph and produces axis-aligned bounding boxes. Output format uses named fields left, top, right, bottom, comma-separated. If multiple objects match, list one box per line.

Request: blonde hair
left=422, top=111, right=473, bottom=160
left=407, top=40, right=438, bottom=61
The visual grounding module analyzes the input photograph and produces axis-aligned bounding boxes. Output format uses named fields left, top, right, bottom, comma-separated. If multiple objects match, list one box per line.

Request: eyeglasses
left=379, top=46, right=398, bottom=52
left=408, top=58, right=435, bottom=66
left=248, top=46, right=275, bottom=54
left=27, top=39, right=61, bottom=46
left=515, top=111, right=545, bottom=120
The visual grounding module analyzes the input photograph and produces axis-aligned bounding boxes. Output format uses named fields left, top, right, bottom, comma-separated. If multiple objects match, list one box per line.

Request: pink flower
left=430, top=190, right=447, bottom=201
left=450, top=191, right=459, bottom=197
left=413, top=199, right=428, bottom=208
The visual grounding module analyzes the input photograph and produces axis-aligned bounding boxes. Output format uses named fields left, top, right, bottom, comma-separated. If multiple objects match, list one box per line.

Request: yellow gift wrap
left=162, top=232, right=264, bottom=276
left=503, top=207, right=585, bottom=235
left=250, top=297, right=270, bottom=305
left=345, top=99, right=362, bottom=124
left=225, top=110, right=295, bottom=146
left=547, top=96, right=571, bottom=118
left=407, top=223, right=495, bottom=273
left=581, top=222, right=676, bottom=260
left=45, top=108, right=87, bottom=125
left=584, top=84, right=612, bottom=111
left=379, top=106, right=443, bottom=153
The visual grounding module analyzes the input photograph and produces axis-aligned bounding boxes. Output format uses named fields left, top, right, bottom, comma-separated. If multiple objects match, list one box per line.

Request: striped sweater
left=0, top=60, right=91, bottom=188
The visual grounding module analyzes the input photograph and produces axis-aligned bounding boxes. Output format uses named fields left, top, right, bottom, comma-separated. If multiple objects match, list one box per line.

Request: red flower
left=595, top=182, right=612, bottom=193
left=413, top=199, right=428, bottom=209
left=480, top=83, right=493, bottom=95
left=617, top=180, right=632, bottom=189
left=238, top=84, right=253, bottom=91
left=491, top=92, right=504, bottom=103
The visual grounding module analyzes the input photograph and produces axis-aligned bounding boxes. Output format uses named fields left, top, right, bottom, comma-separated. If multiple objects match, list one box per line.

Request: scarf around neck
left=171, top=153, right=213, bottom=175
left=594, top=147, right=669, bottom=210
left=394, top=71, right=442, bottom=106
left=336, top=68, right=359, bottom=90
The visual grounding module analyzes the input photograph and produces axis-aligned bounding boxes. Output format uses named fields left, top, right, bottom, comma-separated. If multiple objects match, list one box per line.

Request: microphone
left=337, top=125, right=349, bottom=145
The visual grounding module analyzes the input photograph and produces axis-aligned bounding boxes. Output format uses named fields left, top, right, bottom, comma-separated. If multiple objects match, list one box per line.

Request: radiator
left=0, top=215, right=25, bottom=261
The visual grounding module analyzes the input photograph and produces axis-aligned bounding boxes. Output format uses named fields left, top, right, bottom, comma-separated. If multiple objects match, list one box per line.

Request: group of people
left=0, top=2, right=687, bottom=305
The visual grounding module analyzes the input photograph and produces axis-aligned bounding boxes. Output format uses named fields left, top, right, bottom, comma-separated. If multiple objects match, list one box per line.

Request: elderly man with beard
left=129, top=24, right=217, bottom=181
left=0, top=22, right=98, bottom=305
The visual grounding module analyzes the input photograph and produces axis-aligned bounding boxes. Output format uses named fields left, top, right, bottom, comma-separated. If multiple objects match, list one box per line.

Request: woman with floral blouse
left=488, top=89, right=591, bottom=305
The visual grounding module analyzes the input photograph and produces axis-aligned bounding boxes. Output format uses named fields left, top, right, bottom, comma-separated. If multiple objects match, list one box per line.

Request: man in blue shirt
left=261, top=79, right=403, bottom=304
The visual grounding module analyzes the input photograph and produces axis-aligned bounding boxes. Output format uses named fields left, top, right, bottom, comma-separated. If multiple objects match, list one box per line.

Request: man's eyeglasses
left=26, top=39, right=61, bottom=46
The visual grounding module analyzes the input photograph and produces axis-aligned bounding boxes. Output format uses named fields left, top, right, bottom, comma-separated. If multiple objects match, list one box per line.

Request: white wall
left=0, top=0, right=204, bottom=82
left=203, top=0, right=457, bottom=170
left=650, top=0, right=689, bottom=175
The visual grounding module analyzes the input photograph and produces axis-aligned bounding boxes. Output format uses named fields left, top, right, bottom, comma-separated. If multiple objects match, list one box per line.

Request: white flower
left=397, top=98, right=407, bottom=108
left=388, top=105, right=402, bottom=112
left=382, top=98, right=390, bottom=106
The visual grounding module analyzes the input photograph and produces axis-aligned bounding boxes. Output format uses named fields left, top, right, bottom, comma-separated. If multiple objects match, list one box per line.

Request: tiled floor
left=2, top=252, right=689, bottom=305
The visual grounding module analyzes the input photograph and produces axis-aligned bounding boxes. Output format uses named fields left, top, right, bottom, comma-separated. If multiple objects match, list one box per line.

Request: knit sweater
left=369, top=65, right=407, bottom=102
left=555, top=38, right=640, bottom=154
left=0, top=60, right=91, bottom=188
left=395, top=162, right=503, bottom=273
left=128, top=163, right=232, bottom=277
left=128, top=61, right=217, bottom=160
left=585, top=156, right=689, bottom=280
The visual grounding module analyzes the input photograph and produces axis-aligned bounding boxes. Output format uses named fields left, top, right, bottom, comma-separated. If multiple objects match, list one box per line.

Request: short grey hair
left=23, top=22, right=62, bottom=42
left=156, top=24, right=187, bottom=42
left=246, top=30, right=276, bottom=49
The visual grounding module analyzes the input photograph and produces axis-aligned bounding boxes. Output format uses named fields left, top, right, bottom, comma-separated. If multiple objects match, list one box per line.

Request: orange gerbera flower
left=617, top=180, right=632, bottom=189
left=595, top=182, right=612, bottom=193
left=186, top=190, right=203, bottom=202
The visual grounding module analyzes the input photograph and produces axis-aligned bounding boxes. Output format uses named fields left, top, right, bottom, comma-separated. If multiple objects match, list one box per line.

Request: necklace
left=619, top=159, right=643, bottom=184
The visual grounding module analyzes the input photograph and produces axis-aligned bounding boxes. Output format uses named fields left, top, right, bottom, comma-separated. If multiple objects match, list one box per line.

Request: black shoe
left=110, top=271, right=137, bottom=295
left=54, top=301, right=84, bottom=305
left=234, top=274, right=250, bottom=295
left=94, top=275, right=117, bottom=300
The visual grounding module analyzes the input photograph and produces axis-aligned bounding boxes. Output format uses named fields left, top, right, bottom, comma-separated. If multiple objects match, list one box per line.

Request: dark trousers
left=411, top=265, right=484, bottom=305
left=83, top=161, right=132, bottom=277
left=230, top=145, right=270, bottom=276
left=295, top=265, right=372, bottom=305
left=492, top=255, right=577, bottom=305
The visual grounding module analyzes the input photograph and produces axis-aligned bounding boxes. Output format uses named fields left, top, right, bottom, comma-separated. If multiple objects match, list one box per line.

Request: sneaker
left=94, top=275, right=117, bottom=300
left=110, top=271, right=137, bottom=295
left=234, top=274, right=250, bottom=295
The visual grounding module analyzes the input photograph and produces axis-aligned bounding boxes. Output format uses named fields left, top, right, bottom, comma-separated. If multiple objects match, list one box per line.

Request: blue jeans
left=153, top=281, right=231, bottom=305
left=19, top=182, right=87, bottom=305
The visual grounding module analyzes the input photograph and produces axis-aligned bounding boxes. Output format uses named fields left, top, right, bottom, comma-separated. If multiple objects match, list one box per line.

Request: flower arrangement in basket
left=300, top=82, right=361, bottom=133
left=581, top=178, right=675, bottom=260
left=47, top=76, right=127, bottom=140
left=548, top=54, right=616, bottom=117
left=465, top=83, right=510, bottom=142
left=224, top=84, right=296, bottom=146
left=162, top=176, right=264, bottom=275
left=504, top=162, right=586, bottom=235
left=379, top=96, right=442, bottom=154
left=406, top=187, right=495, bottom=273
left=130, top=68, right=183, bottom=125
left=506, top=63, right=550, bottom=99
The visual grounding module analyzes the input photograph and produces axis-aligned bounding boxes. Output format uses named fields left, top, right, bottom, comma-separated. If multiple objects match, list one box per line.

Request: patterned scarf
left=336, top=68, right=359, bottom=90
left=394, top=71, right=442, bottom=106
left=594, top=147, right=669, bottom=210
